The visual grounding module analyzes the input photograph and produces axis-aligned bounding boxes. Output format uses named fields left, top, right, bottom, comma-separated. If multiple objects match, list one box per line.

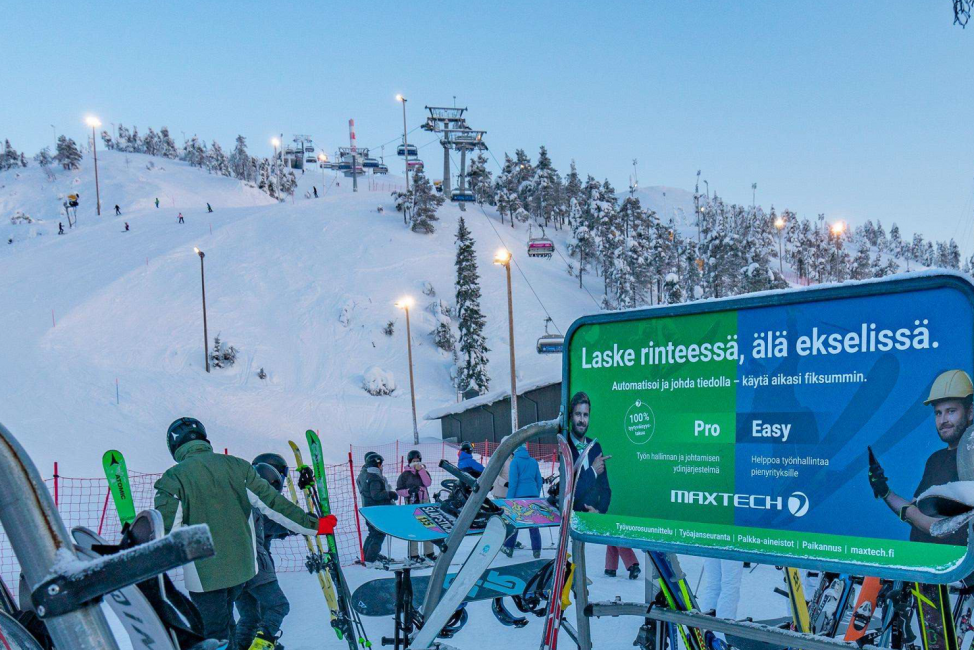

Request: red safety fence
left=0, top=441, right=559, bottom=600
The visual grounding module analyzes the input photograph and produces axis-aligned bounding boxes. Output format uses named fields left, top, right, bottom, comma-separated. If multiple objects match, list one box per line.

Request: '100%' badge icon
left=625, top=400, right=656, bottom=444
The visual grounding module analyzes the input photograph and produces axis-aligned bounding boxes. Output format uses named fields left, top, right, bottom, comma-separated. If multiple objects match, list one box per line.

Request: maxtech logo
left=670, top=490, right=809, bottom=517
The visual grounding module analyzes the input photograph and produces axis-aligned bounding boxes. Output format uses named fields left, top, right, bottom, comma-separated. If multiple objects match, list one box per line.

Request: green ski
left=102, top=450, right=137, bottom=527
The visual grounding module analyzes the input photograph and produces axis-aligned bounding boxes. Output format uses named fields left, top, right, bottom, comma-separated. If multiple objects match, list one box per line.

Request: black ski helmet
left=459, top=441, right=473, bottom=454
left=167, top=417, right=207, bottom=458
left=254, top=462, right=284, bottom=492
left=407, top=449, right=422, bottom=463
left=252, top=452, right=288, bottom=478
left=364, top=451, right=384, bottom=467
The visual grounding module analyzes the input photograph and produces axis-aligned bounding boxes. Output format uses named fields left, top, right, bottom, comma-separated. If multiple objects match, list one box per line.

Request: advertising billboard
left=563, top=273, right=974, bottom=581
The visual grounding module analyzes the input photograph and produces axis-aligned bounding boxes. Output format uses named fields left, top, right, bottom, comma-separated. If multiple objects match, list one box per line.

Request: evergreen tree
left=564, top=161, right=583, bottom=228
left=159, top=128, right=179, bottom=159
left=116, top=125, right=131, bottom=152
left=1, top=140, right=19, bottom=171
left=182, top=136, right=206, bottom=168
left=466, top=152, right=494, bottom=205
left=33, top=147, right=53, bottom=167
left=889, top=223, right=903, bottom=256
left=55, top=136, right=82, bottom=170
left=19, top=153, right=27, bottom=168
left=409, top=171, right=445, bottom=233
left=128, top=126, right=142, bottom=153
left=529, top=146, right=561, bottom=227
left=875, top=220, right=888, bottom=253
left=101, top=131, right=114, bottom=150
left=850, top=245, right=872, bottom=280
left=207, top=141, right=231, bottom=177
left=230, top=135, right=251, bottom=181
left=143, top=128, right=161, bottom=156
left=454, top=216, right=490, bottom=394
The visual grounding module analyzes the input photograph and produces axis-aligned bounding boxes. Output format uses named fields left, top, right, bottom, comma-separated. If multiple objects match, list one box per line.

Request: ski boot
left=500, top=545, right=514, bottom=558
left=247, top=631, right=277, bottom=650
left=604, top=569, right=617, bottom=577
left=628, top=563, right=642, bottom=580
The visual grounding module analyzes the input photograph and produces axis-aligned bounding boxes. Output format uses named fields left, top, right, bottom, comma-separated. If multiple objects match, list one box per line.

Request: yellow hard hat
left=924, top=370, right=974, bottom=405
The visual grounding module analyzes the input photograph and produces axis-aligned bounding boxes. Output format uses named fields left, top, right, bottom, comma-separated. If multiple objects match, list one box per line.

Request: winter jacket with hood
left=506, top=447, right=543, bottom=499
left=396, top=464, right=432, bottom=504
left=154, top=440, right=319, bottom=593
left=357, top=465, right=397, bottom=506
left=457, top=450, right=485, bottom=477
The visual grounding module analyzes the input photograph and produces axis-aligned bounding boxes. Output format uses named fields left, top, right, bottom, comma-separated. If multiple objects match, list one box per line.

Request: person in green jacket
left=154, top=418, right=337, bottom=644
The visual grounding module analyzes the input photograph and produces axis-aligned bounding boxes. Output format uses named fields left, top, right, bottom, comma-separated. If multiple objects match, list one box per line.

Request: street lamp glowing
left=395, top=296, right=414, bottom=310
left=831, top=221, right=845, bottom=236
left=317, top=153, right=327, bottom=163
left=774, top=217, right=786, bottom=230
left=494, top=249, right=512, bottom=265
left=271, top=138, right=280, bottom=148
left=85, top=115, right=102, bottom=128
left=396, top=94, right=405, bottom=102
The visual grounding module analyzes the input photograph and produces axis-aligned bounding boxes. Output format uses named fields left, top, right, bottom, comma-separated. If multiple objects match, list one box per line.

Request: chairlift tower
left=423, top=106, right=468, bottom=194
left=442, top=128, right=487, bottom=211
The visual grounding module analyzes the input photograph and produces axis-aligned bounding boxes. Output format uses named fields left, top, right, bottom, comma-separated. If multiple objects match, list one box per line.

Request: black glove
left=388, top=490, right=399, bottom=502
left=297, top=465, right=315, bottom=490
left=867, top=446, right=889, bottom=499
left=408, top=486, right=420, bottom=499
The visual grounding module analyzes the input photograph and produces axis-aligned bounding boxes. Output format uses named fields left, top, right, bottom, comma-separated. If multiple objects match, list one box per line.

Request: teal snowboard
left=351, top=559, right=549, bottom=617
left=360, top=498, right=560, bottom=541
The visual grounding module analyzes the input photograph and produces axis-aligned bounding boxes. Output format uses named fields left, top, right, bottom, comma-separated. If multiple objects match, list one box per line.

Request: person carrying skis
left=457, top=441, right=484, bottom=478
left=178, top=213, right=185, bottom=224
left=356, top=452, right=397, bottom=563
left=154, top=418, right=336, bottom=643
left=115, top=204, right=121, bottom=215
left=397, top=450, right=435, bottom=562
left=501, top=445, right=543, bottom=558
left=155, top=197, right=160, bottom=209
left=233, top=456, right=295, bottom=650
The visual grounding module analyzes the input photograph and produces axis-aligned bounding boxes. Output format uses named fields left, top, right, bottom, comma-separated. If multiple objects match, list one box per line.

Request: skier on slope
left=233, top=455, right=296, bottom=650
left=397, top=450, right=435, bottom=563
left=207, top=203, right=213, bottom=213
left=356, top=452, right=397, bottom=564
left=501, top=445, right=543, bottom=559
left=154, top=418, right=336, bottom=644
left=312, top=186, right=318, bottom=198
left=457, top=441, right=484, bottom=478
left=155, top=197, right=160, bottom=209
left=115, top=204, right=121, bottom=215
left=178, top=213, right=185, bottom=224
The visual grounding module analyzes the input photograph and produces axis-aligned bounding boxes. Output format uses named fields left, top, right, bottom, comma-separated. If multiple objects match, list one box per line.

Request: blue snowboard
left=361, top=498, right=561, bottom=541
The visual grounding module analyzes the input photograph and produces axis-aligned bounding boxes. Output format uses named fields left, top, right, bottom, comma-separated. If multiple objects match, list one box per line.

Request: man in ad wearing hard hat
left=868, top=370, right=974, bottom=545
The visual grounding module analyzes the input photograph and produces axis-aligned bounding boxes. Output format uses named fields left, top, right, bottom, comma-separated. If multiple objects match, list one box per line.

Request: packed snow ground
left=0, top=150, right=616, bottom=472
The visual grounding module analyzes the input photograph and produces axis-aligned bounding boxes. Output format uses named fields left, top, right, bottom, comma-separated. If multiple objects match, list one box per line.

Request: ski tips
left=867, top=446, right=877, bottom=464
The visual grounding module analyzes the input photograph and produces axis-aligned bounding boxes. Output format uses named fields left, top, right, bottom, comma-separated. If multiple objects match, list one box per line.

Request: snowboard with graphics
left=360, top=498, right=560, bottom=541
left=351, top=559, right=549, bottom=617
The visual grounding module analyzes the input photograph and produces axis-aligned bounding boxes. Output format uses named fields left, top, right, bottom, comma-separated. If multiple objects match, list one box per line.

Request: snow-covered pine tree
left=128, top=126, right=142, bottom=153
left=494, top=154, right=520, bottom=226
left=101, top=131, right=114, bottom=150
left=948, top=239, right=962, bottom=269
left=19, top=153, right=27, bottom=168
left=922, top=241, right=935, bottom=266
left=529, top=146, right=561, bottom=227
left=850, top=245, right=872, bottom=280
left=564, top=161, right=583, bottom=229
left=182, top=136, right=206, bottom=168
left=874, top=220, right=887, bottom=253
left=207, top=141, right=231, bottom=176
left=889, top=223, right=902, bottom=257
left=454, top=216, right=490, bottom=394
left=466, top=152, right=495, bottom=205
left=33, top=147, right=53, bottom=167
left=512, top=148, right=534, bottom=209
left=1, top=140, right=19, bottom=171
left=229, top=135, right=251, bottom=181
left=409, top=170, right=445, bottom=233
left=159, top=128, right=179, bottom=159
left=116, top=125, right=131, bottom=152
left=143, top=128, right=161, bottom=156
left=55, top=136, right=82, bottom=170
left=432, top=319, right=456, bottom=352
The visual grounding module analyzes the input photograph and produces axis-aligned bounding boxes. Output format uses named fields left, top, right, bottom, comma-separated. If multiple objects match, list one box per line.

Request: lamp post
left=194, top=248, right=210, bottom=373
left=830, top=221, right=845, bottom=280
left=494, top=249, right=518, bottom=432
left=317, top=153, right=328, bottom=196
left=396, top=296, right=419, bottom=444
left=271, top=138, right=281, bottom=197
left=774, top=215, right=786, bottom=276
left=86, top=116, right=102, bottom=215
left=752, top=182, right=757, bottom=210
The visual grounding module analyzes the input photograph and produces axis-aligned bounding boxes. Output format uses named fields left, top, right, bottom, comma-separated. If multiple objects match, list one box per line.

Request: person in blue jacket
left=501, top=445, right=544, bottom=558
left=457, top=441, right=484, bottom=478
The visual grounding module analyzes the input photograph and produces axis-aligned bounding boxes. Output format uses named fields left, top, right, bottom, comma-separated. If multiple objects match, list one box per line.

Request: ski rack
left=0, top=421, right=215, bottom=650
left=420, top=418, right=563, bottom=620
left=583, top=601, right=895, bottom=650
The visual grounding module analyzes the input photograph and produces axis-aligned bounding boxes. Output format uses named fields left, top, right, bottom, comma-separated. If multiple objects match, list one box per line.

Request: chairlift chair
left=363, top=157, right=379, bottom=169
left=536, top=318, right=563, bottom=354
left=527, top=236, right=555, bottom=259
left=397, top=143, right=419, bottom=157
left=304, top=146, right=315, bottom=153
left=375, top=164, right=389, bottom=174
left=407, top=159, right=424, bottom=172
left=450, top=188, right=475, bottom=202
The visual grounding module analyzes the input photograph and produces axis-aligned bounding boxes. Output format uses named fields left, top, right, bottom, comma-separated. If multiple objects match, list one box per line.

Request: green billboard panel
left=563, top=273, right=974, bottom=582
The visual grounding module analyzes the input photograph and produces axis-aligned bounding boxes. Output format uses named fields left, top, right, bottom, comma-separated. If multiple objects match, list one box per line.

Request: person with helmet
left=233, top=457, right=295, bottom=650
left=457, top=442, right=484, bottom=478
left=154, top=419, right=337, bottom=643
left=500, top=445, right=544, bottom=559
left=397, top=450, right=435, bottom=562
left=356, top=452, right=398, bottom=563
left=869, top=370, right=974, bottom=545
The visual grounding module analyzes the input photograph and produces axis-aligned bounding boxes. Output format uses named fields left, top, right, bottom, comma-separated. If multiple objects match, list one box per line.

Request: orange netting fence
left=0, top=441, right=559, bottom=599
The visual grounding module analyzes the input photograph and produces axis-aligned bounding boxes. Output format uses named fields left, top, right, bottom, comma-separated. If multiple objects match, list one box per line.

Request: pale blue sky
left=3, top=1, right=973, bottom=243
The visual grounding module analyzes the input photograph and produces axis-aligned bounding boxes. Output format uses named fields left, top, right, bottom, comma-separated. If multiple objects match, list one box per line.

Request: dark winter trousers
left=190, top=583, right=245, bottom=642
left=504, top=527, right=541, bottom=551
left=234, top=580, right=290, bottom=649
left=364, top=521, right=386, bottom=562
